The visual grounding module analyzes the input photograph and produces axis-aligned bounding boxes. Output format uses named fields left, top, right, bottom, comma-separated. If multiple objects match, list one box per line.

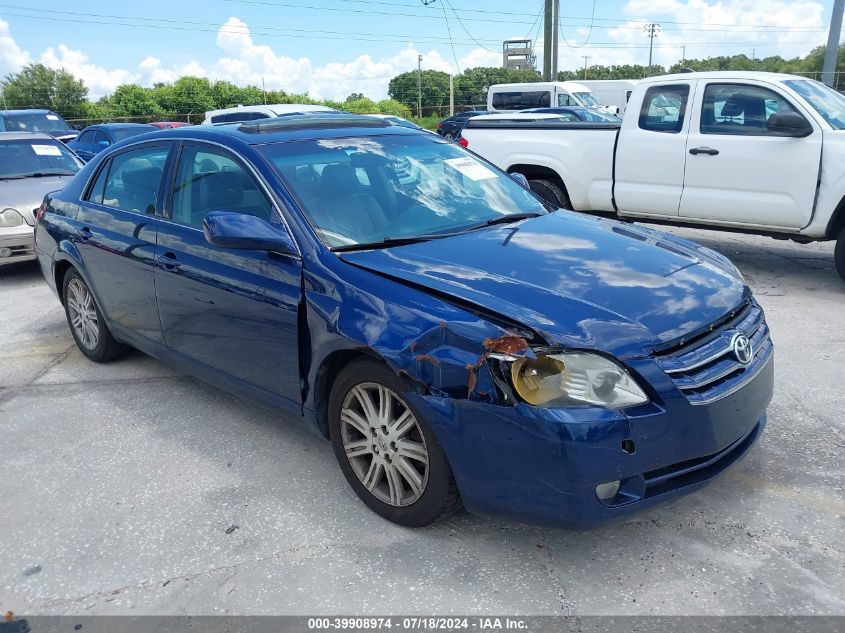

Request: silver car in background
left=0, top=132, right=82, bottom=265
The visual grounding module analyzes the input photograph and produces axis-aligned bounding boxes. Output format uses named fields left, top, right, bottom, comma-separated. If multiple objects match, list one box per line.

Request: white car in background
left=202, top=104, right=336, bottom=125
left=0, top=132, right=83, bottom=265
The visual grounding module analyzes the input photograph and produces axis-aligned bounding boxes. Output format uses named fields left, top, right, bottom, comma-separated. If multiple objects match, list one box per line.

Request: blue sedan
left=34, top=115, right=773, bottom=527
left=67, top=123, right=157, bottom=162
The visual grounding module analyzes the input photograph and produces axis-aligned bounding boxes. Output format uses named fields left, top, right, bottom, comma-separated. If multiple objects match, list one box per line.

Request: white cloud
left=39, top=44, right=135, bottom=97
left=0, top=19, right=31, bottom=77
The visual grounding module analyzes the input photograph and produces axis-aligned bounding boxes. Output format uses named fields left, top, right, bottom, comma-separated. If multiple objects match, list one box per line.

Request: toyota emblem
left=731, top=332, right=753, bottom=365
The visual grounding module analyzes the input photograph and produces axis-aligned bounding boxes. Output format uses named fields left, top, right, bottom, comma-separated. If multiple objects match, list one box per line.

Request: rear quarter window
left=638, top=84, right=690, bottom=133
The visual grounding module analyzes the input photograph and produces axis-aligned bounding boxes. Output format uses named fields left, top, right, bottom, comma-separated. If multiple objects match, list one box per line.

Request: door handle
left=78, top=227, right=93, bottom=242
left=158, top=251, right=181, bottom=270
left=689, top=146, right=719, bottom=156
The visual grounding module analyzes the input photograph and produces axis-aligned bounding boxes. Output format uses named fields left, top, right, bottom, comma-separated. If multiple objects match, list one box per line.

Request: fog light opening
left=595, top=480, right=621, bottom=501
left=621, top=439, right=636, bottom=454
left=0, top=247, right=12, bottom=258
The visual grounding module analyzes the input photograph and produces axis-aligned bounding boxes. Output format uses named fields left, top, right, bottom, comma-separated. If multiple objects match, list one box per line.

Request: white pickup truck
left=461, top=71, right=845, bottom=281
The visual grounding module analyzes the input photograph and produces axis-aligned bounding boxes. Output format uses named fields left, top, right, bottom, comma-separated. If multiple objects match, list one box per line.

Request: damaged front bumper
left=404, top=353, right=772, bottom=528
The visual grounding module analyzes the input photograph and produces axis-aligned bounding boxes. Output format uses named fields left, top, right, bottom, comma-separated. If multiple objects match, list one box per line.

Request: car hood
left=0, top=175, right=74, bottom=224
left=340, top=212, right=749, bottom=357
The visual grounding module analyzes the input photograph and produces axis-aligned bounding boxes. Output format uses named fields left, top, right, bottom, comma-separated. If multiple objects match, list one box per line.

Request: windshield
left=111, top=126, right=155, bottom=141
left=1, top=112, right=72, bottom=133
left=574, top=92, right=603, bottom=107
left=259, top=134, right=547, bottom=248
left=0, top=139, right=82, bottom=178
left=783, top=79, right=845, bottom=129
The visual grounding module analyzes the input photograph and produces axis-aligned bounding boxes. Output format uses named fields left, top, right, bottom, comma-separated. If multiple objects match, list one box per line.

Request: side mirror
left=767, top=112, right=813, bottom=138
left=203, top=211, right=298, bottom=256
left=510, top=172, right=530, bottom=188
left=97, top=140, right=110, bottom=148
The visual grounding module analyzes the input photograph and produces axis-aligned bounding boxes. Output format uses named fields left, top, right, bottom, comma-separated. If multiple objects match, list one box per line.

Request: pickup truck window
left=701, top=84, right=800, bottom=135
left=638, top=84, right=689, bottom=133
left=784, top=79, right=845, bottom=130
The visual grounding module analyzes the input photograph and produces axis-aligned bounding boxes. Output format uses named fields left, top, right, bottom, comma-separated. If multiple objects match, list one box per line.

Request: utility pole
left=551, top=0, right=559, bottom=79
left=261, top=77, right=267, bottom=104
left=417, top=54, right=423, bottom=118
left=822, top=0, right=844, bottom=87
left=681, top=45, right=686, bottom=66
left=449, top=74, right=454, bottom=116
left=582, top=56, right=591, bottom=79
left=543, top=0, right=553, bottom=81
left=644, top=23, right=661, bottom=73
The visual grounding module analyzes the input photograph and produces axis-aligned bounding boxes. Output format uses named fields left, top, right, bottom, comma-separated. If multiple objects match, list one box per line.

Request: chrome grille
left=655, top=301, right=773, bottom=405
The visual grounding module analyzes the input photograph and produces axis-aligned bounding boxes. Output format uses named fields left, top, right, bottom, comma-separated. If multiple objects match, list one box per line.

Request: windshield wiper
left=456, top=211, right=543, bottom=233
left=21, top=171, right=75, bottom=178
left=332, top=232, right=455, bottom=252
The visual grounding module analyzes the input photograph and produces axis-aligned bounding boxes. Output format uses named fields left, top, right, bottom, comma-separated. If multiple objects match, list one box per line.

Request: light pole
left=582, top=56, right=591, bottom=79
left=417, top=54, right=423, bottom=119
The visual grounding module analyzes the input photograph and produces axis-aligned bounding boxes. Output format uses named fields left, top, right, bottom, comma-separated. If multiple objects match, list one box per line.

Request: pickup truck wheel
left=329, top=359, right=461, bottom=527
left=835, top=226, right=845, bottom=283
left=528, top=178, right=572, bottom=210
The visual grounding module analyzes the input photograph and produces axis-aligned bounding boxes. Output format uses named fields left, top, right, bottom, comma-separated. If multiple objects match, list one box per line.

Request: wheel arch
left=505, top=163, right=571, bottom=201
left=825, top=194, right=845, bottom=239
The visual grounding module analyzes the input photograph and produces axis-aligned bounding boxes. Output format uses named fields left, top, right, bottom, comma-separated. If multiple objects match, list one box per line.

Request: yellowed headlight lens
left=510, top=355, right=566, bottom=405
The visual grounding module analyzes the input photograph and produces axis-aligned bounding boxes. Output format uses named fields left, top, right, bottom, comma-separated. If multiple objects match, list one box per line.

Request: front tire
left=328, top=359, right=461, bottom=527
left=528, top=178, right=572, bottom=210
left=62, top=269, right=128, bottom=362
left=835, top=225, right=845, bottom=283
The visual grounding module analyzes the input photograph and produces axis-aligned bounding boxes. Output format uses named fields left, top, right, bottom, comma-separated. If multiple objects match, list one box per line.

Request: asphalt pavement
left=0, top=226, right=843, bottom=616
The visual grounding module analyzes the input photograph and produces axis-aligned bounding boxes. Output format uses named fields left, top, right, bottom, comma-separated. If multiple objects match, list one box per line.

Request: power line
left=560, top=0, right=597, bottom=48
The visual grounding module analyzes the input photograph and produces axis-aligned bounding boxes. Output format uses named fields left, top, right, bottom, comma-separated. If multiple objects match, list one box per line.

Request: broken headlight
left=498, top=351, right=649, bottom=409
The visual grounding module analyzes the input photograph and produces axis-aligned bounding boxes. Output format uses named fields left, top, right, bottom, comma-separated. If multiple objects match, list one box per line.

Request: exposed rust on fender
left=466, top=363, right=477, bottom=397
left=415, top=354, right=440, bottom=365
left=483, top=334, right=529, bottom=355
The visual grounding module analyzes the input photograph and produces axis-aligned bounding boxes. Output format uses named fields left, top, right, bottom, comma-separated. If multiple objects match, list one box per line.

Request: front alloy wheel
left=329, top=360, right=461, bottom=526
left=340, top=383, right=429, bottom=506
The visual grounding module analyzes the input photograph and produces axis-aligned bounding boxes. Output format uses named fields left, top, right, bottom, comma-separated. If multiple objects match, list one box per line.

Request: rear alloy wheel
left=443, top=132, right=455, bottom=141
left=835, top=225, right=845, bottom=283
left=329, top=360, right=460, bottom=526
left=528, top=178, right=572, bottom=210
left=62, top=269, right=128, bottom=363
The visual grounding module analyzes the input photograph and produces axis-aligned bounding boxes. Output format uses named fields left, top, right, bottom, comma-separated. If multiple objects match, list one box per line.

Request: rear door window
left=638, top=84, right=690, bottom=133
left=101, top=145, right=170, bottom=215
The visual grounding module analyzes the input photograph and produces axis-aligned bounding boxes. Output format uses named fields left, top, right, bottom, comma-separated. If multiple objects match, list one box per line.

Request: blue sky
left=0, top=0, right=837, bottom=101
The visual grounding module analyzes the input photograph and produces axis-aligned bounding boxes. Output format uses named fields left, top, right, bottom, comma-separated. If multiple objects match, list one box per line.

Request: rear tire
left=443, top=132, right=455, bottom=141
left=328, top=359, right=461, bottom=527
left=836, top=226, right=845, bottom=283
left=528, top=178, right=572, bottom=210
left=62, top=269, right=129, bottom=363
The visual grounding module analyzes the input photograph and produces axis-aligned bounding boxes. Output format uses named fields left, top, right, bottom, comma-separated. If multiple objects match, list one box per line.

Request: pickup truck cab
left=463, top=72, right=845, bottom=281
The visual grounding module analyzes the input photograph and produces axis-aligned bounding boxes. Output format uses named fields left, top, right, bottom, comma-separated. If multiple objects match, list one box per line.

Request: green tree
left=342, top=96, right=379, bottom=113
left=346, top=92, right=365, bottom=101
left=107, top=84, right=163, bottom=117
left=1, top=63, right=89, bottom=118
left=454, top=67, right=541, bottom=106
left=377, top=98, right=411, bottom=117
left=388, top=69, right=450, bottom=111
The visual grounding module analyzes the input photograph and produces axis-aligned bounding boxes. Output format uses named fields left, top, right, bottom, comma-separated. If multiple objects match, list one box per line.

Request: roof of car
left=0, top=131, right=60, bottom=141
left=87, top=122, right=157, bottom=129
left=639, top=71, right=811, bottom=84
left=0, top=109, right=55, bottom=115
left=125, top=114, right=427, bottom=147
